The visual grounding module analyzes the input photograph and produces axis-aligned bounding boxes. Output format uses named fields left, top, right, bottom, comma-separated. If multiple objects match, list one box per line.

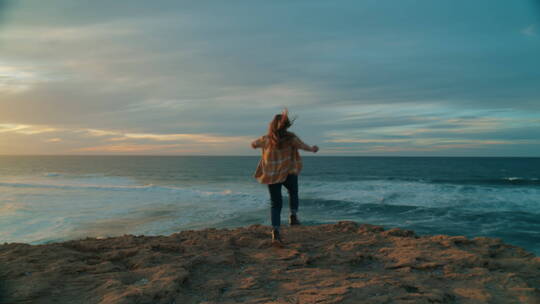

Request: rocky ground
left=1, top=221, right=539, bottom=303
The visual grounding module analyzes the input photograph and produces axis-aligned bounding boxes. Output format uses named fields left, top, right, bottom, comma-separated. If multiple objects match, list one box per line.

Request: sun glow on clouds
left=113, top=133, right=243, bottom=143
left=0, top=124, right=57, bottom=135
left=73, top=144, right=185, bottom=153
left=0, top=64, right=39, bottom=93
left=0, top=123, right=251, bottom=154
left=83, top=128, right=251, bottom=144
left=77, top=129, right=252, bottom=154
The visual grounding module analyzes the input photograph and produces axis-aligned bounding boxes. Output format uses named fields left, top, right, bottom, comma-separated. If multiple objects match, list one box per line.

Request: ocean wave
left=43, top=172, right=62, bottom=177
left=312, top=175, right=540, bottom=187
left=0, top=180, right=247, bottom=200
left=42, top=172, right=113, bottom=178
left=427, top=177, right=540, bottom=186
left=502, top=177, right=540, bottom=183
left=301, top=179, right=540, bottom=213
left=2, top=175, right=539, bottom=214
left=0, top=181, right=157, bottom=191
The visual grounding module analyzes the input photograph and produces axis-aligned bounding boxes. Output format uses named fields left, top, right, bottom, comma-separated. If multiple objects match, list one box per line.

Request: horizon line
left=0, top=154, right=538, bottom=158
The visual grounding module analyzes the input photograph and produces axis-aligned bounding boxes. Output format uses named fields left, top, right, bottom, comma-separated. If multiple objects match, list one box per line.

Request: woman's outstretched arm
left=293, top=136, right=318, bottom=153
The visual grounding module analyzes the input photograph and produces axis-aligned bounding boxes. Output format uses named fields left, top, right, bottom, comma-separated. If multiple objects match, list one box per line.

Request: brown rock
left=0, top=222, right=538, bottom=304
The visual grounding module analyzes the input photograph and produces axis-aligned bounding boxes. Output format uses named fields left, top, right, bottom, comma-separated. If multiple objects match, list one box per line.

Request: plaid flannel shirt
left=252, top=134, right=311, bottom=184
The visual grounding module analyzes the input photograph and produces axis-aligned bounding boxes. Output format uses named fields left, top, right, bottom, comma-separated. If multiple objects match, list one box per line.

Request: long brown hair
left=267, top=108, right=296, bottom=149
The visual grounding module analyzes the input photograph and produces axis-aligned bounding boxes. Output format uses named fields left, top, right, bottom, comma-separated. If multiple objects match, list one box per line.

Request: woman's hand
left=251, top=138, right=262, bottom=149
left=312, top=145, right=319, bottom=153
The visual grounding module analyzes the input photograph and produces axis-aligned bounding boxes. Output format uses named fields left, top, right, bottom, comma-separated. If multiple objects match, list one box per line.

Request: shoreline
left=1, top=221, right=539, bottom=303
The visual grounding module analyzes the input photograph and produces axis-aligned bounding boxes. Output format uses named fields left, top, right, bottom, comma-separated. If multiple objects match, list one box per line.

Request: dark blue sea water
left=1, top=156, right=539, bottom=255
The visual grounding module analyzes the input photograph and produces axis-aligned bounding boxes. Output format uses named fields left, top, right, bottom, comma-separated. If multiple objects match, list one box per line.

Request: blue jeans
left=268, top=174, right=299, bottom=229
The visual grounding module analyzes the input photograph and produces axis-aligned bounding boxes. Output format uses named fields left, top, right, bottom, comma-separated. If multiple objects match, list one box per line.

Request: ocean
left=1, top=156, right=539, bottom=255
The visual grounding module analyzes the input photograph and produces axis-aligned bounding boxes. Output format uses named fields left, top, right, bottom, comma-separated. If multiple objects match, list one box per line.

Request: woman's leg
left=267, top=183, right=283, bottom=229
left=283, top=174, right=299, bottom=215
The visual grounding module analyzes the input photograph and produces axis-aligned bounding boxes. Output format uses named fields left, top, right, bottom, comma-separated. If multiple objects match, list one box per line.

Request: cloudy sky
left=1, top=0, right=539, bottom=156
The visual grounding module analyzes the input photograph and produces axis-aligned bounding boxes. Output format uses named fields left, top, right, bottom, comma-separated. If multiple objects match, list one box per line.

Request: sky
left=0, top=0, right=539, bottom=156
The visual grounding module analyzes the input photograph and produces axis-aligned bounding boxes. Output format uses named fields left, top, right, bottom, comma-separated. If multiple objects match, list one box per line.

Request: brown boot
left=272, top=228, right=283, bottom=244
left=289, top=214, right=301, bottom=226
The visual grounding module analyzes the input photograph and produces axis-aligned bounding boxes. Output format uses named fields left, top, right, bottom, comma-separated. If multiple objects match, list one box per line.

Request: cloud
left=0, top=123, right=254, bottom=155
left=0, top=63, right=41, bottom=94
left=82, top=128, right=252, bottom=144
left=326, top=139, right=410, bottom=144
left=0, top=123, right=57, bottom=134
left=322, top=139, right=540, bottom=155
left=0, top=1, right=538, bottom=156
left=73, top=144, right=184, bottom=153
left=318, top=105, right=540, bottom=155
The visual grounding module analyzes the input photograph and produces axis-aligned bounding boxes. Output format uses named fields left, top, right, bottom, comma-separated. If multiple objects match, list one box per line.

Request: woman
left=251, top=109, right=319, bottom=244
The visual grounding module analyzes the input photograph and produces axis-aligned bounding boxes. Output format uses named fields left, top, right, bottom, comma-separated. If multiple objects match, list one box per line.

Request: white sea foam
left=0, top=173, right=268, bottom=244
left=0, top=176, right=249, bottom=197
left=301, top=179, right=540, bottom=213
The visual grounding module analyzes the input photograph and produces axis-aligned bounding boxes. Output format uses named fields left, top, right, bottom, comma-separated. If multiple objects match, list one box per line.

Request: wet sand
left=1, top=221, right=539, bottom=303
